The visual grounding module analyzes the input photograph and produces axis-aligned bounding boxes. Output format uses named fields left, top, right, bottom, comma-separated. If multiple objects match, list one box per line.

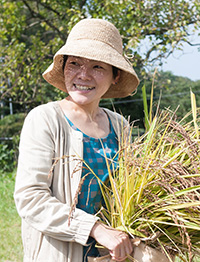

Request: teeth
left=75, top=84, right=94, bottom=90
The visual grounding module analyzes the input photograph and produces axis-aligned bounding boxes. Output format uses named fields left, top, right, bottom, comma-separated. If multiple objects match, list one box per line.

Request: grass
left=0, top=170, right=23, bottom=262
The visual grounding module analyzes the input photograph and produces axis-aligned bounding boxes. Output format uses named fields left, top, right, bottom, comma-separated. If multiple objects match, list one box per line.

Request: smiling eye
left=70, top=61, right=79, bottom=66
left=94, top=65, right=103, bottom=69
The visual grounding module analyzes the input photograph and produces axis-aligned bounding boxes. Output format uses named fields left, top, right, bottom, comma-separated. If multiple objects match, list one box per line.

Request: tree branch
left=36, top=0, right=61, bottom=16
left=78, top=0, right=87, bottom=9
left=22, top=0, right=65, bottom=41
left=184, top=40, right=200, bottom=46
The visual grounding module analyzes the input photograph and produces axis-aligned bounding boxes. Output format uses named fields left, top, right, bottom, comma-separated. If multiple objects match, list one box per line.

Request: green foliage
left=1, top=0, right=200, bottom=113
left=0, top=113, right=25, bottom=137
left=0, top=144, right=15, bottom=173
left=145, top=71, right=200, bottom=120
left=0, top=113, right=25, bottom=172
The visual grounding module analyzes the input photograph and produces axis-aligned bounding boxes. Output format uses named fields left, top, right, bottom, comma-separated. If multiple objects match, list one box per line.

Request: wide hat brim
left=43, top=21, right=140, bottom=98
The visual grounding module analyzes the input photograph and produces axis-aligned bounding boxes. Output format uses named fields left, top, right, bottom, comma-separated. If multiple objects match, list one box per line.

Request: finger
left=110, top=235, right=131, bottom=261
left=110, top=253, right=128, bottom=262
left=118, top=233, right=132, bottom=257
left=125, top=237, right=133, bottom=255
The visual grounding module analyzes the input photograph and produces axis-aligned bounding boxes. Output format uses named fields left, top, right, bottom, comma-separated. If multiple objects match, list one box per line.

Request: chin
left=70, top=97, right=92, bottom=105
left=69, top=93, right=96, bottom=104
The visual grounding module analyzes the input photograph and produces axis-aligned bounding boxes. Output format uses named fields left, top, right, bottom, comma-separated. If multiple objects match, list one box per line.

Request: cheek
left=64, top=68, right=73, bottom=78
left=64, top=65, right=79, bottom=77
left=94, top=71, right=114, bottom=84
left=64, top=69, right=75, bottom=84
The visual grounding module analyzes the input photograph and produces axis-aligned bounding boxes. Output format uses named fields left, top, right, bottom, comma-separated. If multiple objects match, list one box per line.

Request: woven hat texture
left=42, top=18, right=139, bottom=98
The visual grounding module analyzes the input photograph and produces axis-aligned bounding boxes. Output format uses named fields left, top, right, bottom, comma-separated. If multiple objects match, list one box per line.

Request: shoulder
left=22, top=101, right=67, bottom=134
left=102, top=107, right=131, bottom=143
left=25, top=101, right=65, bottom=124
left=27, top=101, right=61, bottom=118
left=102, top=107, right=128, bottom=126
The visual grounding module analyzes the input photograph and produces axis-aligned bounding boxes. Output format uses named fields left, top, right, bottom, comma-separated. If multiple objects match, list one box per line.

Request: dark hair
left=62, top=55, right=68, bottom=72
left=112, top=66, right=119, bottom=79
left=62, top=55, right=119, bottom=79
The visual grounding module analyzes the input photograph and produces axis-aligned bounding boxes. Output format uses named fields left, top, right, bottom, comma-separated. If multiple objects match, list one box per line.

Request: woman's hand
left=90, top=222, right=133, bottom=261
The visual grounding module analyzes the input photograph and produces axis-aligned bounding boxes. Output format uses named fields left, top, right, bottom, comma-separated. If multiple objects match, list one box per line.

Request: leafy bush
left=0, top=144, right=15, bottom=173
left=0, top=113, right=25, bottom=138
left=0, top=113, right=25, bottom=174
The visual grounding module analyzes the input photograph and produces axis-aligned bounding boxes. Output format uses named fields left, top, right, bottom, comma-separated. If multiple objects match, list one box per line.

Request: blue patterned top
left=65, top=115, right=118, bottom=261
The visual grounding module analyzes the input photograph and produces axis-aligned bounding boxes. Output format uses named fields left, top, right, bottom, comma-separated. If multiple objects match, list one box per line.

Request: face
left=63, top=56, right=119, bottom=106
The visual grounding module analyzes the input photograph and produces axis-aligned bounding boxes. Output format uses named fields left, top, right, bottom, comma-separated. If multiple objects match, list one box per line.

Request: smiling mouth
left=74, top=84, right=95, bottom=91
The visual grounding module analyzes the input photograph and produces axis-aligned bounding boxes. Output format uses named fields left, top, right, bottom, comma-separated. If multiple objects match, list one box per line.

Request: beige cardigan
left=14, top=101, right=128, bottom=262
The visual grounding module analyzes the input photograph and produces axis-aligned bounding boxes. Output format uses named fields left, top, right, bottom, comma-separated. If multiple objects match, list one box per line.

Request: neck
left=64, top=97, right=102, bottom=120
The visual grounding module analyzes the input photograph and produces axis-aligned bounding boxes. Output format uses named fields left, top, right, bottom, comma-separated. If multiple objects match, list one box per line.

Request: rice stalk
left=98, top=93, right=200, bottom=261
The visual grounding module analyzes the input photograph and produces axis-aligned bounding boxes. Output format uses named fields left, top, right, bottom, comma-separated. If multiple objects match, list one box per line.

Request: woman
left=14, top=18, right=139, bottom=262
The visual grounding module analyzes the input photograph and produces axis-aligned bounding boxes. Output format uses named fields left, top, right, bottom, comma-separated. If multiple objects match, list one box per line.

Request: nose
left=78, top=65, right=92, bottom=80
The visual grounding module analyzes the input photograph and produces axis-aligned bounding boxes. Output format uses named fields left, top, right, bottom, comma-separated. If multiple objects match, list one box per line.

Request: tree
left=143, top=71, right=200, bottom=121
left=1, top=0, right=200, bottom=117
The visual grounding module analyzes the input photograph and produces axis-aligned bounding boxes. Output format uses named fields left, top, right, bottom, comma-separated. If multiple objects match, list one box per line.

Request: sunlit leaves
left=0, top=0, right=199, bottom=111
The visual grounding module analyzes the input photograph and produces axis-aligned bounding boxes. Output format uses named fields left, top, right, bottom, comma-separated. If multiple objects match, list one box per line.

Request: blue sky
left=160, top=34, right=200, bottom=81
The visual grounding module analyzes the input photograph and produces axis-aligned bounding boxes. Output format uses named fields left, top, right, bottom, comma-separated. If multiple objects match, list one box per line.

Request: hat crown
left=66, top=19, right=123, bottom=55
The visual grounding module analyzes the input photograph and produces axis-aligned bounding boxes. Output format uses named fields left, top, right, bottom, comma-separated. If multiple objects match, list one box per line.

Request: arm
left=14, top=105, right=98, bottom=245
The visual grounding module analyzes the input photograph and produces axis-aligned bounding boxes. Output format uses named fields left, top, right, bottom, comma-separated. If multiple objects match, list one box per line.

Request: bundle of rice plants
left=98, top=91, right=200, bottom=261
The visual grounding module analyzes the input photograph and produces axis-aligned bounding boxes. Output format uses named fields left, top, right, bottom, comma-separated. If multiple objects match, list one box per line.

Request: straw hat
left=43, top=18, right=140, bottom=98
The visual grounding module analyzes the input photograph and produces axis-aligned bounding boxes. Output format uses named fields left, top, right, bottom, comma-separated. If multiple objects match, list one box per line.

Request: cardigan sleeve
left=14, top=105, right=98, bottom=245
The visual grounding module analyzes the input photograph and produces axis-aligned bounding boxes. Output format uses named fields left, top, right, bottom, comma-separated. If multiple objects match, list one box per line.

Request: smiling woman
left=14, top=18, right=139, bottom=262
